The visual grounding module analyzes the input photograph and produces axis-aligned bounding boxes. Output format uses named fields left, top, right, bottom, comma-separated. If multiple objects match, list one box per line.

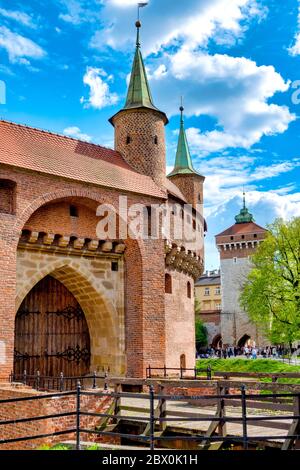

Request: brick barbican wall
left=165, top=269, right=195, bottom=369
left=113, top=109, right=166, bottom=188
left=0, top=384, right=115, bottom=450
left=0, top=165, right=167, bottom=379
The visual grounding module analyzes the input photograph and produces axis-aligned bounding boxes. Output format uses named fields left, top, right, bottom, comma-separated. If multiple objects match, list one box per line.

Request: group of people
left=197, top=345, right=291, bottom=359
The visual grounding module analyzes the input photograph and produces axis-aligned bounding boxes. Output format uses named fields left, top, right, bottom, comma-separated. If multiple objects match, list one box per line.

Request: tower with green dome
left=168, top=105, right=205, bottom=208
left=110, top=20, right=168, bottom=188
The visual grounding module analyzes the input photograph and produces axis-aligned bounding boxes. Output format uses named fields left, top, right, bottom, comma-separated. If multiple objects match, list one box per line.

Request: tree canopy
left=240, top=218, right=300, bottom=346
left=195, top=298, right=208, bottom=347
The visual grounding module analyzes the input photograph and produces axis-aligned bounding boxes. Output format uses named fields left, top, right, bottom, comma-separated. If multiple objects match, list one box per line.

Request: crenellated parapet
left=165, top=240, right=204, bottom=279
left=18, top=230, right=126, bottom=258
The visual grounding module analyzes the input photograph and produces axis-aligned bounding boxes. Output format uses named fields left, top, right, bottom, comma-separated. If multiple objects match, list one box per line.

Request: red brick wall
left=0, top=384, right=114, bottom=450
left=0, top=165, right=168, bottom=379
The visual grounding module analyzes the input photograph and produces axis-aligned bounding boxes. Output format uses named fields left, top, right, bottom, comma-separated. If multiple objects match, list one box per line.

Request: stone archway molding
left=16, top=256, right=125, bottom=375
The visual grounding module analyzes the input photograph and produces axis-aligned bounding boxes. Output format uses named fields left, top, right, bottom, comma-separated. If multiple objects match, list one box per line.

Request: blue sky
left=0, top=0, right=300, bottom=268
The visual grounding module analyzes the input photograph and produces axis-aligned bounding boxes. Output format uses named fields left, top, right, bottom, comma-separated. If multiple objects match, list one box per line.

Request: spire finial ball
left=136, top=20, right=141, bottom=28
left=180, top=106, right=184, bottom=112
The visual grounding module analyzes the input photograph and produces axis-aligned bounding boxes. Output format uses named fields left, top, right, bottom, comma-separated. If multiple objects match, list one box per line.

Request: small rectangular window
left=111, top=261, right=118, bottom=272
left=70, top=205, right=78, bottom=217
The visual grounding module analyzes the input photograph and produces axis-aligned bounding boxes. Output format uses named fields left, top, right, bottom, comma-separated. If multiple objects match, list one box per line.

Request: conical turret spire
left=235, top=192, right=254, bottom=223
left=124, top=21, right=158, bottom=111
left=168, top=104, right=199, bottom=176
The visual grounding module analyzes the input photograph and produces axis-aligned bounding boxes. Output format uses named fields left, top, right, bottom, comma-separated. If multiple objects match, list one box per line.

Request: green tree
left=240, top=218, right=300, bottom=347
left=195, top=298, right=208, bottom=348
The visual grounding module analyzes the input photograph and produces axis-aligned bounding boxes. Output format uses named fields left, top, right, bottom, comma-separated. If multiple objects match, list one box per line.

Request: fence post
left=23, top=369, right=27, bottom=386
left=180, top=366, right=183, bottom=379
left=164, top=364, right=167, bottom=378
left=76, top=381, right=81, bottom=451
left=241, top=385, right=248, bottom=450
left=158, top=385, right=167, bottom=432
left=93, top=371, right=97, bottom=389
left=149, top=385, right=155, bottom=451
left=59, top=372, right=64, bottom=392
left=36, top=370, right=40, bottom=391
left=104, top=371, right=108, bottom=391
left=207, top=366, right=211, bottom=380
left=194, top=366, right=197, bottom=380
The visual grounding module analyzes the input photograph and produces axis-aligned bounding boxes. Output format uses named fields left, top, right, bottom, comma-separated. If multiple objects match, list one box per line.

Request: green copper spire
left=168, top=104, right=199, bottom=177
left=123, top=21, right=157, bottom=111
left=109, top=18, right=168, bottom=125
left=235, top=192, right=255, bottom=223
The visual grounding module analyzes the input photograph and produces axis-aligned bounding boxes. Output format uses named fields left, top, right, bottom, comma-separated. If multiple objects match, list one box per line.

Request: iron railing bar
left=0, top=391, right=76, bottom=404
left=0, top=411, right=76, bottom=426
left=79, top=429, right=151, bottom=441
left=0, top=429, right=76, bottom=445
left=80, top=391, right=150, bottom=399
left=80, top=411, right=148, bottom=421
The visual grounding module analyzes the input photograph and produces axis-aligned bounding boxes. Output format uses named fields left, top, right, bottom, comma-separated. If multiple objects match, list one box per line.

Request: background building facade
left=215, top=196, right=267, bottom=347
left=195, top=270, right=222, bottom=347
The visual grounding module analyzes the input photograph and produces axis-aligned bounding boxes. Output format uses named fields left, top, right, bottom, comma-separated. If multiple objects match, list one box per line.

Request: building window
left=0, top=179, right=16, bottom=214
left=215, top=303, right=221, bottom=310
left=192, top=219, right=196, bottom=230
left=241, top=235, right=245, bottom=239
left=154, top=135, right=158, bottom=145
left=215, top=287, right=220, bottom=295
left=165, top=273, right=172, bottom=294
left=126, top=135, right=131, bottom=144
left=230, top=236, right=234, bottom=241
left=204, top=287, right=210, bottom=296
left=254, top=233, right=257, bottom=238
left=187, top=281, right=191, bottom=298
left=70, top=205, right=78, bottom=217
left=111, top=261, right=118, bottom=272
left=198, top=194, right=201, bottom=202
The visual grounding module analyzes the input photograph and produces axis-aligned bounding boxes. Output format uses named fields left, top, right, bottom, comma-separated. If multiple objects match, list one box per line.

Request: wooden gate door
left=14, top=275, right=91, bottom=377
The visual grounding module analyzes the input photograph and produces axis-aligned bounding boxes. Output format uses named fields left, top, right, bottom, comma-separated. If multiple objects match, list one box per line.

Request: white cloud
left=288, top=1, right=300, bottom=56
left=0, top=8, right=36, bottom=28
left=153, top=50, right=295, bottom=152
left=63, top=126, right=92, bottom=142
left=204, top=188, right=300, bottom=268
left=194, top=154, right=300, bottom=218
left=80, top=67, right=119, bottom=109
left=0, top=26, right=46, bottom=64
left=95, top=0, right=267, bottom=55
left=58, top=0, right=101, bottom=25
left=199, top=153, right=300, bottom=268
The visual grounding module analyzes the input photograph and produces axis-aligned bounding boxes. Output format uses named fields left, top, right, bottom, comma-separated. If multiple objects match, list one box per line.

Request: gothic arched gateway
left=14, top=275, right=91, bottom=378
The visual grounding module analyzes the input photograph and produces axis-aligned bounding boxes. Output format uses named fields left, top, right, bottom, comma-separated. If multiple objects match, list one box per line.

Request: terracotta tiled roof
left=0, top=120, right=167, bottom=199
left=216, top=221, right=267, bottom=237
left=165, top=178, right=187, bottom=202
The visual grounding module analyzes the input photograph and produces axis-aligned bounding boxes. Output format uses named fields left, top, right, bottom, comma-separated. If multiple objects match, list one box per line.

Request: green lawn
left=196, top=358, right=300, bottom=374
left=196, top=358, right=300, bottom=387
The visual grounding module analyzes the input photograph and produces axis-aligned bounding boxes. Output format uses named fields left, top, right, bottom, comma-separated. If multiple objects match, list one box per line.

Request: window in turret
left=126, top=135, right=131, bottom=144
left=154, top=135, right=158, bottom=145
left=165, top=273, right=172, bottom=294
left=187, top=281, right=191, bottom=298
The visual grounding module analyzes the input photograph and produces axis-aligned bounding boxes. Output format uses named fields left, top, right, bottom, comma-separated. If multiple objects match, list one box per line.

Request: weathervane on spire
left=136, top=2, right=148, bottom=47
left=137, top=2, right=148, bottom=20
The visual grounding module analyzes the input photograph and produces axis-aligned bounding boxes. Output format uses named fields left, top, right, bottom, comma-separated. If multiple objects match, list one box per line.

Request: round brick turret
left=112, top=108, right=166, bottom=188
